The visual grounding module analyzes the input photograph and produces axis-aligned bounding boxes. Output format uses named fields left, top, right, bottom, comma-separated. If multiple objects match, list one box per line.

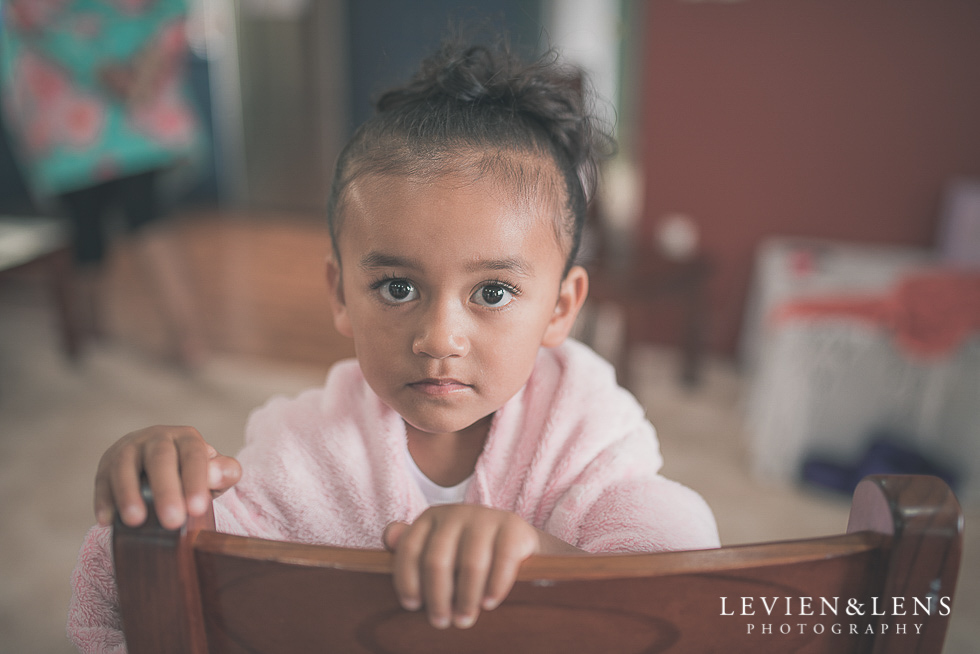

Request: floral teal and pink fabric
left=0, top=0, right=201, bottom=196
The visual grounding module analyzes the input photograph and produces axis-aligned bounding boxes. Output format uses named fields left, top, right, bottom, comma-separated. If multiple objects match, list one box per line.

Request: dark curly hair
left=327, top=40, right=614, bottom=275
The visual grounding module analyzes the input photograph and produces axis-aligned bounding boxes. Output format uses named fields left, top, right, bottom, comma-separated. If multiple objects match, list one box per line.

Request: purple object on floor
left=802, top=434, right=960, bottom=495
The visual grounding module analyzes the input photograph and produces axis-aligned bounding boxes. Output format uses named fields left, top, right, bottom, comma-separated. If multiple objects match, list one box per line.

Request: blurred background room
left=0, top=0, right=978, bottom=652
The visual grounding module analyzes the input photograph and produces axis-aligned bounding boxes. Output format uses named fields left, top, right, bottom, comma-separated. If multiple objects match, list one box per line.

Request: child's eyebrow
left=466, top=256, right=533, bottom=277
left=360, top=252, right=421, bottom=271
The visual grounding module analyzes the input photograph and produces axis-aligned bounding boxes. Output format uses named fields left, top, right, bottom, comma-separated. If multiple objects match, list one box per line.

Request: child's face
left=326, top=167, right=588, bottom=437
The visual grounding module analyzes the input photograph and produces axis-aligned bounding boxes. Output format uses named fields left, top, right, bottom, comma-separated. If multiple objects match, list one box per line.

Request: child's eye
left=471, top=282, right=516, bottom=308
left=378, top=278, right=418, bottom=304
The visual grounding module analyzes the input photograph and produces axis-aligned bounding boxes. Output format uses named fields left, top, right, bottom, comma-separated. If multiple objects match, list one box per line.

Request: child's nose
left=412, top=300, right=469, bottom=359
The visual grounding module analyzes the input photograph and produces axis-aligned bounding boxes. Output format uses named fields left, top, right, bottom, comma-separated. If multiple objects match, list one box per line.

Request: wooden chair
left=583, top=248, right=712, bottom=390
left=113, top=474, right=962, bottom=653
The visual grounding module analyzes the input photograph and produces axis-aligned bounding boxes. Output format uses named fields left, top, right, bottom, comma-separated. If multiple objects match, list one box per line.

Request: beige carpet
left=1, top=279, right=976, bottom=653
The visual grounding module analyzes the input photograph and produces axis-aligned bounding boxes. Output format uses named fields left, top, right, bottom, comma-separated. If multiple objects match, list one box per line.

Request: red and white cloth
left=773, top=269, right=980, bottom=360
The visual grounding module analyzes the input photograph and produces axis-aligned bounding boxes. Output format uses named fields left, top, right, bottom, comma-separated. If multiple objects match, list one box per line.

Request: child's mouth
left=409, top=378, right=472, bottom=396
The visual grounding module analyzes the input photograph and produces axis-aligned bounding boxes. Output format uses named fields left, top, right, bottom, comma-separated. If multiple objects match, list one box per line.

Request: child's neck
left=405, top=415, right=492, bottom=487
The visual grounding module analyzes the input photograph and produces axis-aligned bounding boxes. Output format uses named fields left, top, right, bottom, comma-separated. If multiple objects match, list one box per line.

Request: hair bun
left=376, top=42, right=612, bottom=194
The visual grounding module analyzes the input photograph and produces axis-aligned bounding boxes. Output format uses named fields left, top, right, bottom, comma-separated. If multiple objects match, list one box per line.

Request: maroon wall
left=638, top=0, right=980, bottom=355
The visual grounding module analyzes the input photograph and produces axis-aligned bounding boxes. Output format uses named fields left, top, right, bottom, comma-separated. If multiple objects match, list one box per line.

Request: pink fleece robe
left=67, top=340, right=719, bottom=652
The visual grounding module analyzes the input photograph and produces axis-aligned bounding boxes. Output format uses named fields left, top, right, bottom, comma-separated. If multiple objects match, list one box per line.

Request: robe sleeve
left=544, top=423, right=720, bottom=553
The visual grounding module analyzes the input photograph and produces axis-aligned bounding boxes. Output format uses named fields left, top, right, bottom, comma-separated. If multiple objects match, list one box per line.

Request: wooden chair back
left=113, top=474, right=962, bottom=653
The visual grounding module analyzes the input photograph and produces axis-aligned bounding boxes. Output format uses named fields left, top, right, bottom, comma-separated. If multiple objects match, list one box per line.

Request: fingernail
left=431, top=615, right=450, bottom=630
left=482, top=596, right=499, bottom=611
left=208, top=464, right=223, bottom=487
left=160, top=506, right=183, bottom=527
left=401, top=597, right=421, bottom=612
left=454, top=614, right=476, bottom=629
left=187, top=494, right=207, bottom=515
left=122, top=505, right=143, bottom=525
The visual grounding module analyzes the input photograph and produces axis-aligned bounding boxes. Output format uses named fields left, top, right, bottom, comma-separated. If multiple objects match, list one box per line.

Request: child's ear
left=325, top=257, right=354, bottom=338
left=541, top=265, right=589, bottom=348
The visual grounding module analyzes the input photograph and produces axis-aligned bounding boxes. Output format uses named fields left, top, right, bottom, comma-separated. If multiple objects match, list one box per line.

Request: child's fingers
left=176, top=430, right=213, bottom=517
left=208, top=455, right=242, bottom=497
left=93, top=426, right=228, bottom=529
left=419, top=523, right=463, bottom=629
left=452, top=526, right=494, bottom=628
left=382, top=521, right=409, bottom=552
left=141, top=435, right=188, bottom=529
left=93, top=470, right=119, bottom=527
left=104, top=440, right=147, bottom=527
left=391, top=518, right=432, bottom=613
left=483, top=527, right=536, bottom=611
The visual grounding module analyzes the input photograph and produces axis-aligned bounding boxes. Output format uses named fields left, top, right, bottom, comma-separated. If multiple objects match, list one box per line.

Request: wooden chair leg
left=46, top=248, right=83, bottom=361
left=680, top=280, right=706, bottom=388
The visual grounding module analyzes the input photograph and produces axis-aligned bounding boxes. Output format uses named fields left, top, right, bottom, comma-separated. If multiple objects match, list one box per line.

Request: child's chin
left=402, top=410, right=493, bottom=437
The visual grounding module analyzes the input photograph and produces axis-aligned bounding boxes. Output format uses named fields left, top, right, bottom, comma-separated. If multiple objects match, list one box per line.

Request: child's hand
left=93, top=426, right=241, bottom=530
left=383, top=505, right=581, bottom=630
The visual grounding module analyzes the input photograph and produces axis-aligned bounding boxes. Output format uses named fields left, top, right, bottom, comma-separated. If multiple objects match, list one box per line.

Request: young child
left=68, top=41, right=720, bottom=651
